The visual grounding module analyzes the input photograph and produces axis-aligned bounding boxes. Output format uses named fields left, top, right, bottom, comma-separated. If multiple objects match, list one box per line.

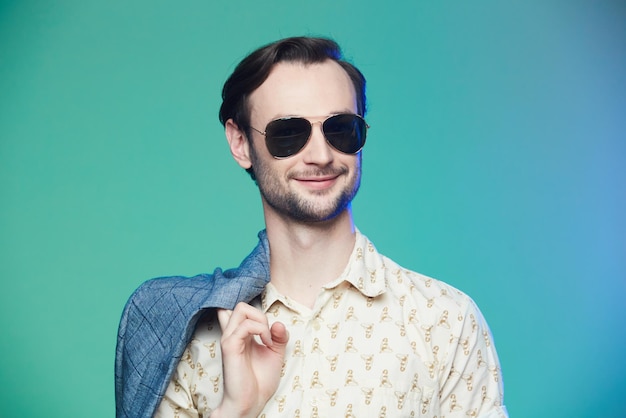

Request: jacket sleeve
left=114, top=277, right=213, bottom=418
left=114, top=232, right=271, bottom=417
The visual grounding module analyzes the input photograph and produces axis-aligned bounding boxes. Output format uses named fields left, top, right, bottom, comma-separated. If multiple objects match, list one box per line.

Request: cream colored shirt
left=156, top=231, right=508, bottom=417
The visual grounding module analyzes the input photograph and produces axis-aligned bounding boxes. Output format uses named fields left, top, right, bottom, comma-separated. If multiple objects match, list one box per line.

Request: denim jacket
left=114, top=230, right=271, bottom=418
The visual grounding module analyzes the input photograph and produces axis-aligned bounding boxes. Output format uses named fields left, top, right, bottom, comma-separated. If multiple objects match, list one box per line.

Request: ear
left=225, top=119, right=252, bottom=169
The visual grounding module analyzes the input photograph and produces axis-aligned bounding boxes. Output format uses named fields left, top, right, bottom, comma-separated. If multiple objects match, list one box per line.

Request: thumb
left=269, top=321, right=289, bottom=350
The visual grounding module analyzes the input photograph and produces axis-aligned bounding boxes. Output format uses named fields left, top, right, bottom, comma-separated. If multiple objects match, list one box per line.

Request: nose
left=301, top=121, right=334, bottom=165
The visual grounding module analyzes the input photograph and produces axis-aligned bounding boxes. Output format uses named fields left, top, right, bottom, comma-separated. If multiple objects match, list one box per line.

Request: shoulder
left=123, top=273, right=218, bottom=314
left=119, top=263, right=267, bottom=332
left=129, top=273, right=216, bottom=302
left=355, top=230, right=473, bottom=313
left=373, top=250, right=485, bottom=334
left=379, top=255, right=496, bottom=346
left=385, top=256, right=472, bottom=308
left=117, top=273, right=218, bottom=338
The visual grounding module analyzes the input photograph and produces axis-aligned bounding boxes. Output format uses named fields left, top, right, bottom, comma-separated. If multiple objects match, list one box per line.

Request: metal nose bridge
left=303, top=119, right=334, bottom=157
left=303, top=119, right=327, bottom=142
left=309, top=119, right=324, bottom=130
left=307, top=119, right=329, bottom=142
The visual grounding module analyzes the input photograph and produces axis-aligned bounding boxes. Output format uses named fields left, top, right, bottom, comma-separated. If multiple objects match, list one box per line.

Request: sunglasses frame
left=249, top=113, right=369, bottom=159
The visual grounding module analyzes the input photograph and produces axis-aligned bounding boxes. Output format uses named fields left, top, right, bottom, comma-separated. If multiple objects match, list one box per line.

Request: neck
left=263, top=208, right=356, bottom=308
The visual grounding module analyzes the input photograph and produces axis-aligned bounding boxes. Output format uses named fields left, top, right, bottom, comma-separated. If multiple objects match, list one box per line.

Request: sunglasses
left=249, top=113, right=369, bottom=159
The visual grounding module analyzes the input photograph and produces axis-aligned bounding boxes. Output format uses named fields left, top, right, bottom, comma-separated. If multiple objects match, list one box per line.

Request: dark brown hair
left=219, top=36, right=367, bottom=131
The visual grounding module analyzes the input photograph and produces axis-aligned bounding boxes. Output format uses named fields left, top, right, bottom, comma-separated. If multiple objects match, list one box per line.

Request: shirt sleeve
left=438, top=298, right=509, bottom=417
left=154, top=347, right=200, bottom=418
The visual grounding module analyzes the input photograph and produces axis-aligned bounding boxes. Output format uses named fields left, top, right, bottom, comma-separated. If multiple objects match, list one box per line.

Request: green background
left=1, top=1, right=625, bottom=417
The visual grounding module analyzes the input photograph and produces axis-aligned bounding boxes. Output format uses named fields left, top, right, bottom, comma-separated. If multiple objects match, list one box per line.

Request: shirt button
left=312, top=319, right=321, bottom=331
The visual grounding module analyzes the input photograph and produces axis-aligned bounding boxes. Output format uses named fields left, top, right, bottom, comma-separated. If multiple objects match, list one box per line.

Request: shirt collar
left=325, top=229, right=387, bottom=298
left=260, top=229, right=387, bottom=312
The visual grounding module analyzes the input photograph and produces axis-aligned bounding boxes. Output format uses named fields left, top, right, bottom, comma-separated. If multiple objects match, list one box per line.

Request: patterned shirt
left=155, top=231, right=508, bottom=417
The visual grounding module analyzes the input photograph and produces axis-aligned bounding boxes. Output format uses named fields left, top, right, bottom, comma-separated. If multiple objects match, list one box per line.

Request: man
left=115, top=36, right=508, bottom=418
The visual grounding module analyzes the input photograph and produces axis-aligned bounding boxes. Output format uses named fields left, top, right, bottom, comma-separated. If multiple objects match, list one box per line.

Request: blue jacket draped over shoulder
left=114, top=231, right=271, bottom=418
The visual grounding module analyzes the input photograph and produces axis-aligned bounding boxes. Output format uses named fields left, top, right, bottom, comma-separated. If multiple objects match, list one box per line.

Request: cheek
left=248, top=140, right=273, bottom=170
left=251, top=152, right=292, bottom=184
left=347, top=154, right=362, bottom=173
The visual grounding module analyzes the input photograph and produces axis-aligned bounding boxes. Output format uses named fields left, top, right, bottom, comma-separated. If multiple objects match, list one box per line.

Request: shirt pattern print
left=155, top=230, right=508, bottom=417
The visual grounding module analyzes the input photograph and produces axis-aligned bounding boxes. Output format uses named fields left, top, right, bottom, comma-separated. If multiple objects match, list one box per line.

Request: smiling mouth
left=291, top=167, right=348, bottom=189
left=295, top=176, right=339, bottom=190
left=297, top=175, right=338, bottom=182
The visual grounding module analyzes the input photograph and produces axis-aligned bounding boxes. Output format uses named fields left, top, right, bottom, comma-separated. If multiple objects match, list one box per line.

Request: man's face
left=246, top=60, right=362, bottom=224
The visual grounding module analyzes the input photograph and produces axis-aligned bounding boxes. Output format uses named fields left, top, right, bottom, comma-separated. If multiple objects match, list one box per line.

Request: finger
left=216, top=308, right=233, bottom=332
left=219, top=303, right=272, bottom=344
left=223, top=302, right=268, bottom=332
left=228, top=319, right=273, bottom=345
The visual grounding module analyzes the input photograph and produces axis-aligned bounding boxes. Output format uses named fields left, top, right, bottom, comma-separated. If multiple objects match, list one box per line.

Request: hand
left=212, top=302, right=289, bottom=418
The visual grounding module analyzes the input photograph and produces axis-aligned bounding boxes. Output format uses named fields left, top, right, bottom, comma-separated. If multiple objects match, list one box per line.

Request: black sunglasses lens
left=322, top=114, right=367, bottom=154
left=264, top=118, right=311, bottom=158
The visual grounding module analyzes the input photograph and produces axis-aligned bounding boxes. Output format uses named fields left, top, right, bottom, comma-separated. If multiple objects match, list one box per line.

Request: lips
left=294, top=175, right=339, bottom=190
left=290, top=167, right=348, bottom=190
left=296, top=175, right=338, bottom=182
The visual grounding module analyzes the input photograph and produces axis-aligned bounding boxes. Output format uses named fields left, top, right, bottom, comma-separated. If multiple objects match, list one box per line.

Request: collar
left=326, top=229, right=387, bottom=298
left=260, top=229, right=387, bottom=312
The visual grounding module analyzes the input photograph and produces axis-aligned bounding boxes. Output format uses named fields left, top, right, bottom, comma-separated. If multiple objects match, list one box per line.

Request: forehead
left=248, top=60, right=357, bottom=122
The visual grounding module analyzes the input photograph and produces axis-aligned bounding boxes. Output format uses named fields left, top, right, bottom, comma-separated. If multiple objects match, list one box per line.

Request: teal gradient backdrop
left=1, top=1, right=624, bottom=417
